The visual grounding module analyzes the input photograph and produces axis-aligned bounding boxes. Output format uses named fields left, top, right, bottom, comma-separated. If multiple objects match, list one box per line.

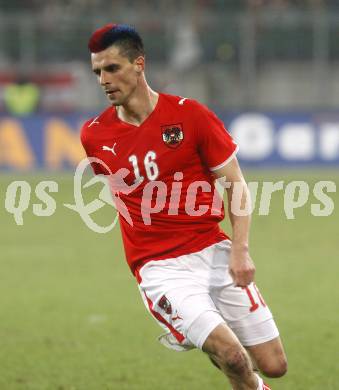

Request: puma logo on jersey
left=172, top=313, right=183, bottom=322
left=102, top=143, right=117, bottom=156
left=178, top=97, right=187, bottom=105
left=88, top=116, right=100, bottom=127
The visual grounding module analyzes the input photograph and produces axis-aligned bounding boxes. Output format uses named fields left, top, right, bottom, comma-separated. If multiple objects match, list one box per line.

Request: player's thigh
left=202, top=322, right=254, bottom=374
left=139, top=285, right=225, bottom=350
left=137, top=259, right=225, bottom=350
left=212, top=279, right=286, bottom=377
left=246, top=336, right=287, bottom=378
left=213, top=281, right=280, bottom=347
left=202, top=321, right=243, bottom=356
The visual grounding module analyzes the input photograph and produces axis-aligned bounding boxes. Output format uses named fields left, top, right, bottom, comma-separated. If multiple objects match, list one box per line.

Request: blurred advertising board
left=223, top=112, right=339, bottom=168
left=0, top=114, right=86, bottom=170
left=0, top=112, right=338, bottom=171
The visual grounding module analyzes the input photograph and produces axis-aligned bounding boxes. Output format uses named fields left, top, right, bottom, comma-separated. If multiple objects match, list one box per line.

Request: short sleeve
left=193, top=102, right=238, bottom=171
left=80, top=119, right=106, bottom=175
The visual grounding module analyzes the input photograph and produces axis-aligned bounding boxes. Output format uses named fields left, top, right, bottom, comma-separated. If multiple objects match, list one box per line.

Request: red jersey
left=81, top=93, right=238, bottom=274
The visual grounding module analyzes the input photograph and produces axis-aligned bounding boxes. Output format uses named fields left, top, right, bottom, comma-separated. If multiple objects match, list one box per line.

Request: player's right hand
left=229, top=247, right=255, bottom=287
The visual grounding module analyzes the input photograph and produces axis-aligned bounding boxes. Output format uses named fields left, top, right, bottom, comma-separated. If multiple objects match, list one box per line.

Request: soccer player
left=81, top=24, right=287, bottom=390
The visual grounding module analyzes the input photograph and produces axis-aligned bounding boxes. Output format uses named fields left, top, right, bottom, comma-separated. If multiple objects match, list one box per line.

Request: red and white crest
left=158, top=295, right=172, bottom=315
left=161, top=123, right=184, bottom=149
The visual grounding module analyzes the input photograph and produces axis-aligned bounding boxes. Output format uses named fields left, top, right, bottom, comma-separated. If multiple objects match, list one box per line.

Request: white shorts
left=137, top=240, right=279, bottom=351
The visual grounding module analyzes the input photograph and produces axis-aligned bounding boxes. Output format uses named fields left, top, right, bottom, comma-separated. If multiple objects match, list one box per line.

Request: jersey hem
left=133, top=232, right=229, bottom=282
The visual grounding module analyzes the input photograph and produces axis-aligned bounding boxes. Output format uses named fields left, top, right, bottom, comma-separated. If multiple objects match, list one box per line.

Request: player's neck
left=117, top=84, right=159, bottom=127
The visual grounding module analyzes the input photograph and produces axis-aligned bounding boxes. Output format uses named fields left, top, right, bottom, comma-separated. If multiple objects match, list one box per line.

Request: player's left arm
left=212, top=157, right=255, bottom=287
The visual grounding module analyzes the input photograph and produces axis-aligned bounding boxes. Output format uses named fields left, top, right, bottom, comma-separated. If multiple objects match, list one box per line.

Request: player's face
left=91, top=45, right=144, bottom=106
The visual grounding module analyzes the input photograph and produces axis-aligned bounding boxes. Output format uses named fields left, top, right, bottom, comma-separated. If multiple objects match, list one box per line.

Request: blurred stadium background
left=0, top=1, right=338, bottom=389
left=2, top=0, right=339, bottom=112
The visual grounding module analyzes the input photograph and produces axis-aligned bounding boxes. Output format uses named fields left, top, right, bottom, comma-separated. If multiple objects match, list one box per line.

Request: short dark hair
left=88, top=23, right=144, bottom=62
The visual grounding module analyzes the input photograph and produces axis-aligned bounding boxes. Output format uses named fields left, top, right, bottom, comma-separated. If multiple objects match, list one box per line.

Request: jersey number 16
left=128, top=151, right=159, bottom=182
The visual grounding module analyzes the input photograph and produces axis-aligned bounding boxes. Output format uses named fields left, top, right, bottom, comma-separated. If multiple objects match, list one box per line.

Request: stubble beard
left=108, top=95, right=123, bottom=107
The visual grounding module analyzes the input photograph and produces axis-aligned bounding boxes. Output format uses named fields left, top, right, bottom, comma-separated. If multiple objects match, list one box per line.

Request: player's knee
left=260, top=357, right=288, bottom=378
left=216, top=345, right=251, bottom=376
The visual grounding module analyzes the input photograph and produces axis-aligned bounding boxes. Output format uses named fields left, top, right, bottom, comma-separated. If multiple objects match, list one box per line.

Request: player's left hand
left=229, top=246, right=255, bottom=287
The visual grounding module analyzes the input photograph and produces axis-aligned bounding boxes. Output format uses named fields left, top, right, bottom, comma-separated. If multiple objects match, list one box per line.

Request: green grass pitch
left=0, top=170, right=338, bottom=389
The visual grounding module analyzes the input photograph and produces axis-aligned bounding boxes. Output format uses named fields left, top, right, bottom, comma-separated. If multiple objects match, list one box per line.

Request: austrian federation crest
left=158, top=295, right=172, bottom=315
left=161, top=123, right=184, bottom=149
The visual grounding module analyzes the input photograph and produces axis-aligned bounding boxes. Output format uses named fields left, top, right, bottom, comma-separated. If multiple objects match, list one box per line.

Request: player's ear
left=135, top=56, right=145, bottom=73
